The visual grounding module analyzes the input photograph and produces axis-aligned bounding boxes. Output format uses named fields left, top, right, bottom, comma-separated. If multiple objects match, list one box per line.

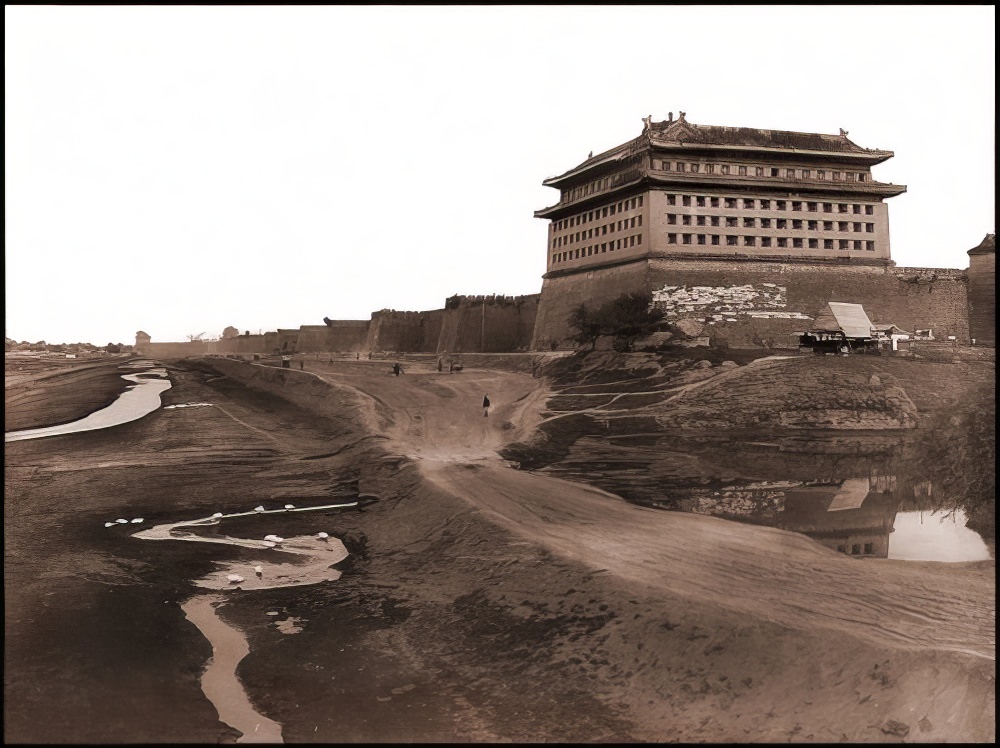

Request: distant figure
left=438, top=357, right=443, bottom=372
left=356, top=352, right=360, bottom=360
left=299, top=359, right=304, bottom=370
left=483, top=394, right=490, bottom=417
left=393, top=362, right=402, bottom=376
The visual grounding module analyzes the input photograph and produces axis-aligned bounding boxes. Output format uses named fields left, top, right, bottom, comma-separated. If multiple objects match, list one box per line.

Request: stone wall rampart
left=366, top=310, right=432, bottom=353
left=967, top=252, right=995, bottom=345
left=297, top=322, right=369, bottom=352
left=531, top=257, right=971, bottom=349
left=139, top=341, right=210, bottom=358
left=439, top=295, right=539, bottom=352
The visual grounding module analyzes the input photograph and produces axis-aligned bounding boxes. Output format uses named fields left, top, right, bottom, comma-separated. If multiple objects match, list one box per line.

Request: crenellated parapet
left=445, top=293, right=540, bottom=309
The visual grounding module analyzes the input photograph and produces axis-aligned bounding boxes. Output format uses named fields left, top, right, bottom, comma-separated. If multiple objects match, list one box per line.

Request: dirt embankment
left=194, top=354, right=994, bottom=742
left=4, top=351, right=995, bottom=744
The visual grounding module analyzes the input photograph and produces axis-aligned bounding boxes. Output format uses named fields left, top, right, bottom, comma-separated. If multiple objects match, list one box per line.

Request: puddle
left=888, top=509, right=992, bottom=562
left=650, top=477, right=992, bottom=563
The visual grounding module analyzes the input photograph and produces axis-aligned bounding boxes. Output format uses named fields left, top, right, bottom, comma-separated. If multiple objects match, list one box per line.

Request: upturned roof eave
left=542, top=140, right=644, bottom=187
left=649, top=139, right=894, bottom=164
left=534, top=175, right=646, bottom=218
left=644, top=172, right=907, bottom=197
left=534, top=173, right=906, bottom=217
left=542, top=140, right=894, bottom=188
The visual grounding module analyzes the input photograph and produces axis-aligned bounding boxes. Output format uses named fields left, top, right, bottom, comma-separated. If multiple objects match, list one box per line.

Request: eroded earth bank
left=4, top=351, right=995, bottom=743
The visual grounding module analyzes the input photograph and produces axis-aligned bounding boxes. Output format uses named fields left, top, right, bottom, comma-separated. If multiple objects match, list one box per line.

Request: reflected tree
left=908, top=381, right=995, bottom=541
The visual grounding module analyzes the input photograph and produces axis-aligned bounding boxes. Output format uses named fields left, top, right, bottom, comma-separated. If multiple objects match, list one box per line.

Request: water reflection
left=4, top=364, right=171, bottom=442
left=651, top=470, right=991, bottom=563
left=889, top=510, right=991, bottom=562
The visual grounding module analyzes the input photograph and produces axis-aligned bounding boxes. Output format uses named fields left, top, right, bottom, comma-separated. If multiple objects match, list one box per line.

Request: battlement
left=445, top=293, right=541, bottom=309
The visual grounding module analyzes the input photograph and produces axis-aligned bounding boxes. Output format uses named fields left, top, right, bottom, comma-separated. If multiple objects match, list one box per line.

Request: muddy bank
left=4, top=353, right=995, bottom=743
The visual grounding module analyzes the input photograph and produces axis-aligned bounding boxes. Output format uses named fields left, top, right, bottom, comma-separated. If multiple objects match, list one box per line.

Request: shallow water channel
left=7, top=360, right=352, bottom=742
left=4, top=362, right=171, bottom=442
left=181, top=595, right=284, bottom=744
left=131, top=505, right=353, bottom=743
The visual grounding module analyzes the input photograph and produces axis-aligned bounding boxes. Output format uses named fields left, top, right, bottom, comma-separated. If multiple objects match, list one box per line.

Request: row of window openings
left=552, top=216, right=643, bottom=247
left=552, top=234, right=643, bottom=263
left=553, top=195, right=644, bottom=231
left=661, top=162, right=868, bottom=182
left=668, top=215, right=874, bottom=232
left=666, top=234, right=875, bottom=250
left=667, top=195, right=874, bottom=214
left=838, top=543, right=875, bottom=555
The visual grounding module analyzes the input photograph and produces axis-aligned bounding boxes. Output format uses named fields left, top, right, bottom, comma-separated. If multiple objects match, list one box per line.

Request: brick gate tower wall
left=967, top=247, right=995, bottom=346
left=531, top=258, right=969, bottom=349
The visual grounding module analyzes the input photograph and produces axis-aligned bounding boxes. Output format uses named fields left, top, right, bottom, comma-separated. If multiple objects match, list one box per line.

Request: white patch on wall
left=651, top=284, right=812, bottom=320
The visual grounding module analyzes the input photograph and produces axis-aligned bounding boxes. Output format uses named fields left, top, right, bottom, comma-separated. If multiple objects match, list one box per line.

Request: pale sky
left=5, top=5, right=995, bottom=345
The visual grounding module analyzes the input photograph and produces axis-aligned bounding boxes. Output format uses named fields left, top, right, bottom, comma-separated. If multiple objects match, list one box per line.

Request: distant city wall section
left=138, top=340, right=211, bottom=358
left=362, top=295, right=538, bottom=354
left=298, top=321, right=370, bottom=352
left=365, top=310, right=435, bottom=353
left=437, top=295, right=540, bottom=353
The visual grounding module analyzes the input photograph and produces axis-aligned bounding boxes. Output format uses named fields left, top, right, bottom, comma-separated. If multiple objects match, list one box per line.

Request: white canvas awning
left=827, top=478, right=871, bottom=511
left=811, top=302, right=875, bottom=338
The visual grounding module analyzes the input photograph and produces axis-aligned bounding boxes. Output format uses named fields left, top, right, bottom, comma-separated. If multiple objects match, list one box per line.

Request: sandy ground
left=4, top=354, right=995, bottom=743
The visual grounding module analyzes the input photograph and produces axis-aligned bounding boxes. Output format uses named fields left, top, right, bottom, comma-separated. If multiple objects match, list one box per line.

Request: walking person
left=483, top=394, right=490, bottom=417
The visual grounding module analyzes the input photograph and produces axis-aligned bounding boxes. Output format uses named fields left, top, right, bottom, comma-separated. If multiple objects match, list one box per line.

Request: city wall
left=531, top=257, right=971, bottom=349
left=365, top=310, right=440, bottom=353
left=968, top=250, right=995, bottom=346
left=140, top=340, right=212, bottom=358
left=135, top=295, right=540, bottom=357
left=136, top=252, right=987, bottom=356
left=437, top=295, right=540, bottom=353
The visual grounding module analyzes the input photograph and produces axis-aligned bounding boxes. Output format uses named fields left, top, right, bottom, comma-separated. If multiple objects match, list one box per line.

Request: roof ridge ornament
left=642, top=114, right=652, bottom=130
left=839, top=128, right=849, bottom=137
